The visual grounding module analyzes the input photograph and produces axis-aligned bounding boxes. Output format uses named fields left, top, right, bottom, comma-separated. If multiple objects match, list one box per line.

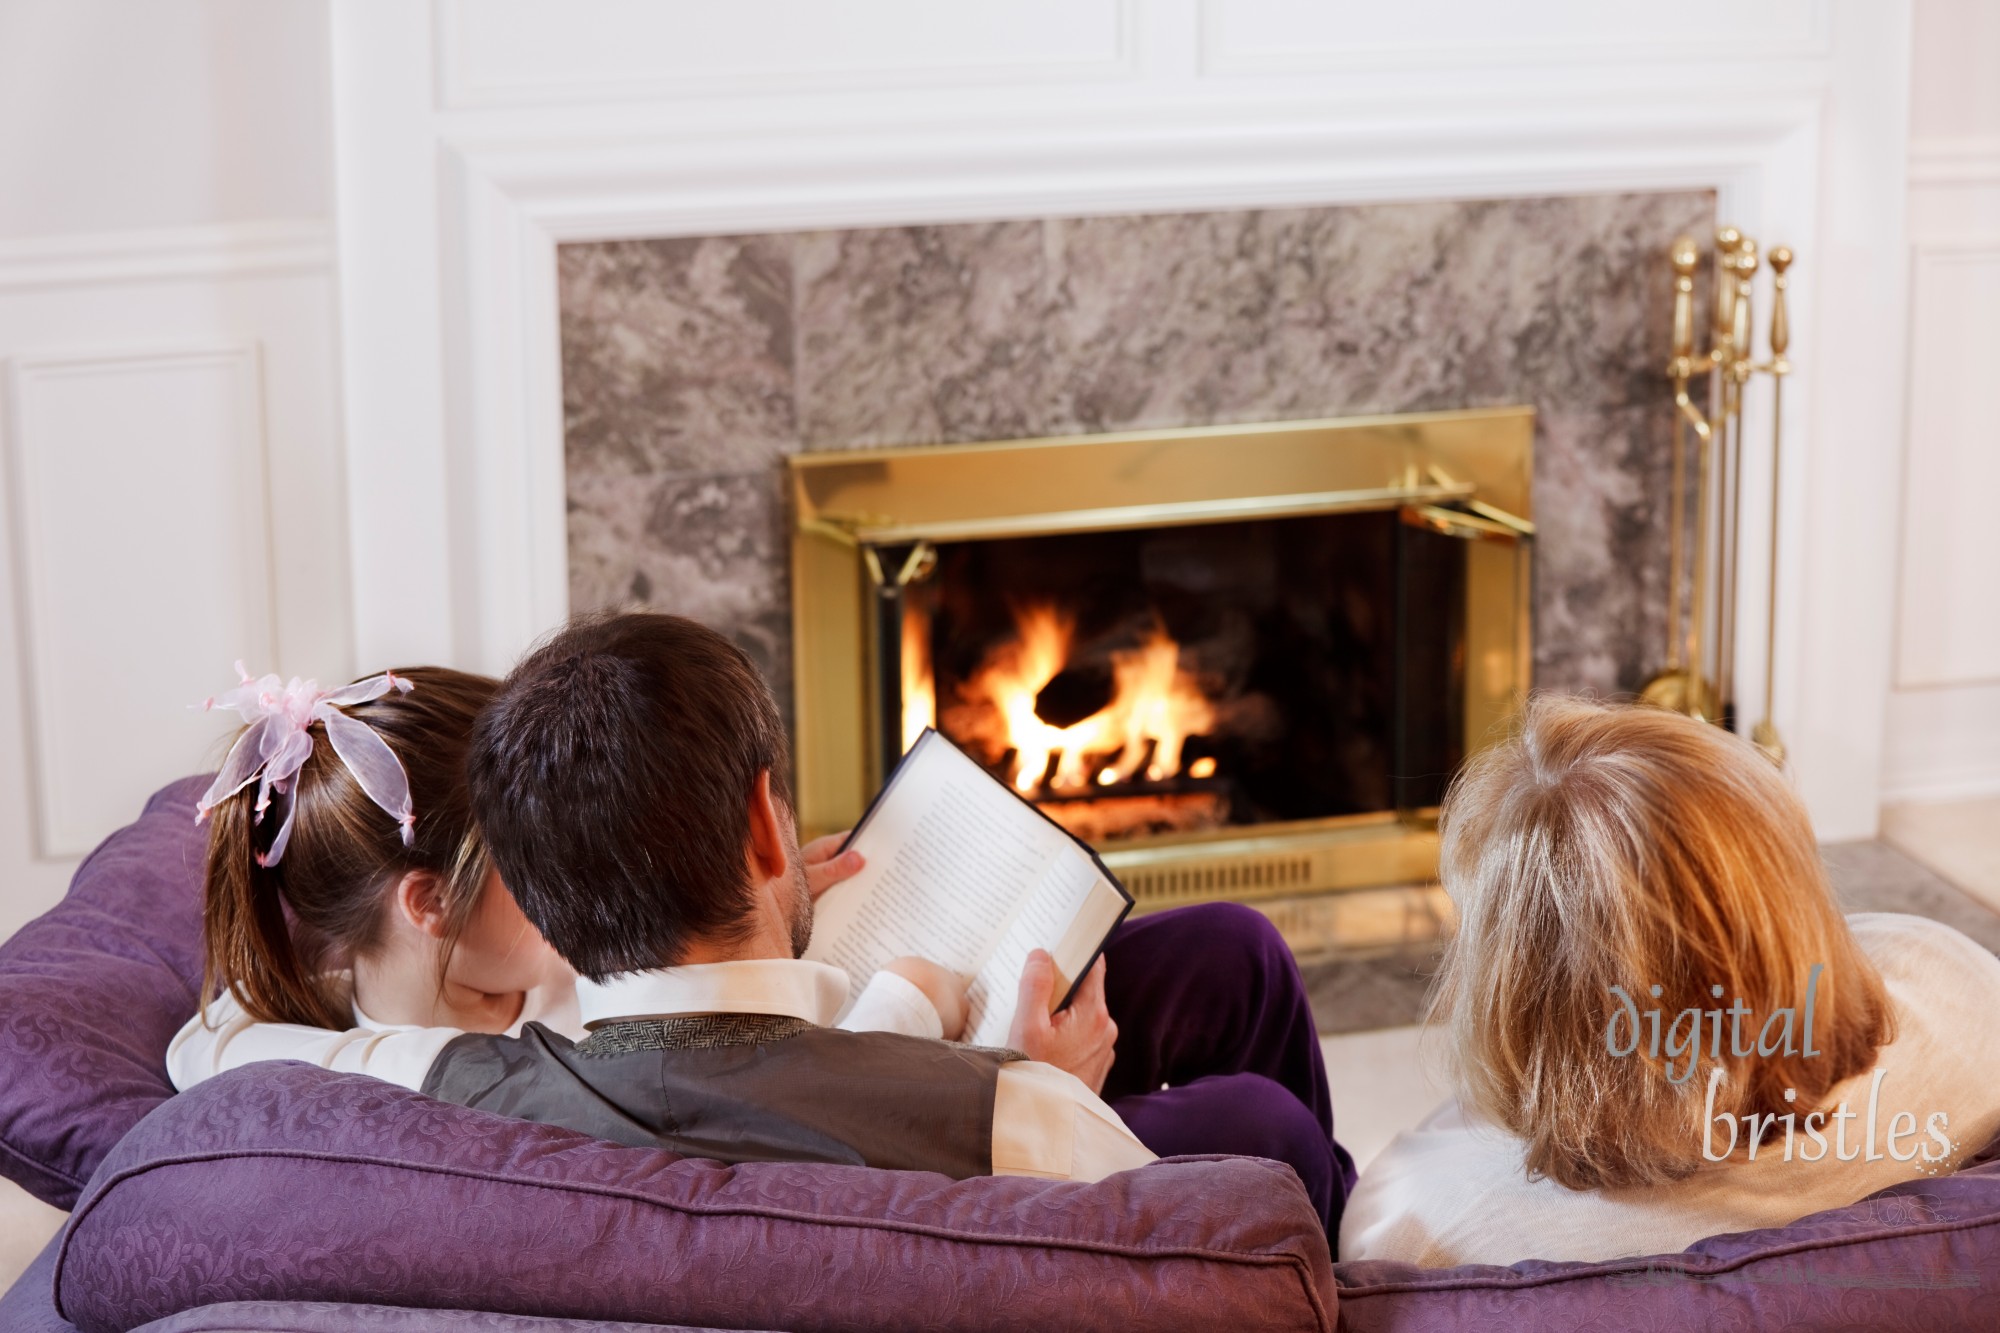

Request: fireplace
left=788, top=407, right=1533, bottom=911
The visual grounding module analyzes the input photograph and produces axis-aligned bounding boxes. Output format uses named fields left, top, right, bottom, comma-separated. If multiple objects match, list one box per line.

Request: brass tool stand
left=1640, top=228, right=1793, bottom=764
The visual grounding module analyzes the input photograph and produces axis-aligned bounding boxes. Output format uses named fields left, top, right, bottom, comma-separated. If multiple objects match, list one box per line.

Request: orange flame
left=901, top=605, right=935, bottom=754
left=947, top=603, right=1216, bottom=794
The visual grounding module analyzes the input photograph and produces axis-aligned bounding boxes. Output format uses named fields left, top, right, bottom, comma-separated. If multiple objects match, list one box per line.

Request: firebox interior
left=894, top=510, right=1468, bottom=844
left=787, top=408, right=1533, bottom=911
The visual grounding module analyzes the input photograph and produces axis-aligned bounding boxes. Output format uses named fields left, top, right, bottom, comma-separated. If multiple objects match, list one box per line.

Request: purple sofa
left=5, top=780, right=2000, bottom=1331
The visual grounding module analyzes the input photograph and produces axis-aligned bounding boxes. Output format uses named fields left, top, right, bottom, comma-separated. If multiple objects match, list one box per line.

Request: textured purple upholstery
left=132, top=1306, right=754, bottom=1332
left=0, top=777, right=208, bottom=1208
left=54, top=1064, right=1337, bottom=1333
left=0, top=1237, right=74, bottom=1333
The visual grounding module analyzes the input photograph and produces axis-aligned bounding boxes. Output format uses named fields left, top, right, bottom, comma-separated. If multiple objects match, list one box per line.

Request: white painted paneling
left=3, top=346, right=273, bottom=858
left=0, top=0, right=330, bottom=239
left=1883, top=682, right=2000, bottom=802
left=332, top=5, right=456, bottom=670
left=1884, top=0, right=2000, bottom=806
left=0, top=220, right=331, bottom=292
left=1782, top=1, right=1910, bottom=841
left=1909, top=0, right=2000, bottom=143
left=0, top=3, right=341, bottom=945
left=0, top=236, right=345, bottom=940
left=435, top=0, right=1133, bottom=108
left=1897, top=243, right=2000, bottom=689
left=1199, top=0, right=1829, bottom=75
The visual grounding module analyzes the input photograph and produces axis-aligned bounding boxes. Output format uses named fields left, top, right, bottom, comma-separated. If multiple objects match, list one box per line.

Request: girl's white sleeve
left=165, top=991, right=460, bottom=1092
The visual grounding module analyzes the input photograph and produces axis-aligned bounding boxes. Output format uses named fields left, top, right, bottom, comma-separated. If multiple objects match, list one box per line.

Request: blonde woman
left=1340, top=695, right=2000, bottom=1266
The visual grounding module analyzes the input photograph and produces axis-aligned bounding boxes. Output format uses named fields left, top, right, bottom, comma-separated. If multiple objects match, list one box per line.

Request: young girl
left=168, top=663, right=936, bottom=1089
left=1340, top=695, right=2000, bottom=1266
left=169, top=665, right=582, bottom=1089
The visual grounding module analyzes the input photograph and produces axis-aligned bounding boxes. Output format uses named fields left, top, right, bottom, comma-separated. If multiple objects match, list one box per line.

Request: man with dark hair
left=437, top=612, right=1353, bottom=1226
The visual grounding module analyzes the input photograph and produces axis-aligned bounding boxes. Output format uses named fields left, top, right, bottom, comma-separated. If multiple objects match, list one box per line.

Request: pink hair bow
left=194, top=662, right=416, bottom=866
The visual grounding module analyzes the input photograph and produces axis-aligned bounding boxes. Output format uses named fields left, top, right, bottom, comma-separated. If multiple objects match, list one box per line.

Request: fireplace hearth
left=788, top=408, right=1533, bottom=911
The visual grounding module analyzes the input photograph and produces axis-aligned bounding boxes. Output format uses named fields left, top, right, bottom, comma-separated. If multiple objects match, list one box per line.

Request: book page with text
left=804, top=737, right=1065, bottom=1012
left=962, top=844, right=1101, bottom=1048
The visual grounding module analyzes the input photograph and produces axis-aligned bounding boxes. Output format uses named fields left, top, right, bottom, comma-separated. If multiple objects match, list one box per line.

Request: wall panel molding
left=433, top=0, right=1139, bottom=110
left=1882, top=682, right=2000, bottom=803
left=2, top=345, right=275, bottom=860
left=0, top=219, right=345, bottom=936
left=0, top=220, right=332, bottom=293
left=1893, top=236, right=2000, bottom=693
left=1908, top=135, right=2000, bottom=186
left=1197, top=0, right=1831, bottom=77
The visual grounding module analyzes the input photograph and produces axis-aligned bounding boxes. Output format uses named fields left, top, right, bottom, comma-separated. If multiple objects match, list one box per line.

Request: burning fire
left=902, top=606, right=936, bottom=753
left=923, top=603, right=1218, bottom=795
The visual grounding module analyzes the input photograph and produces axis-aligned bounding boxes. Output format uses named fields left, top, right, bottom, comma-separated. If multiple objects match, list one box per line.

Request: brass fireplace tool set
left=1641, top=226, right=1794, bottom=764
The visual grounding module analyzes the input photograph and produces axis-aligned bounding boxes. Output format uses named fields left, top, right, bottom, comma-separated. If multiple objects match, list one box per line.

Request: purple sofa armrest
left=0, top=1236, right=74, bottom=1333
left=0, top=778, right=210, bottom=1208
left=56, top=1063, right=1337, bottom=1333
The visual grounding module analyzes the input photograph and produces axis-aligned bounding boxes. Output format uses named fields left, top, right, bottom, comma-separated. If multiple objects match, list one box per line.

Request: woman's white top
left=1339, top=913, right=2000, bottom=1266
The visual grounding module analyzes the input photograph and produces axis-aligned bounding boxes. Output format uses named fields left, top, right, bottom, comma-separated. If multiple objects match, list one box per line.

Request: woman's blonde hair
left=1428, top=694, right=1892, bottom=1190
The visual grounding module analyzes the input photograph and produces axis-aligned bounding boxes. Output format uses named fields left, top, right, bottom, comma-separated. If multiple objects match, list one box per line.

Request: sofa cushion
left=0, top=778, right=209, bottom=1208
left=1331, top=1140, right=2000, bottom=1331
left=55, top=1063, right=1337, bottom=1333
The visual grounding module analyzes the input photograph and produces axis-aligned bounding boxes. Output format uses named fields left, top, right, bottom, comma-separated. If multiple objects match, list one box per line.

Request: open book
left=804, top=729, right=1135, bottom=1049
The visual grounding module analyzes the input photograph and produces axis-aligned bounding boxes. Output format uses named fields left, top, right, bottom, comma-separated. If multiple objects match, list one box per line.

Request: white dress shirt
left=167, top=964, right=937, bottom=1091
left=168, top=957, right=1155, bottom=1184
left=1340, top=913, right=2000, bottom=1266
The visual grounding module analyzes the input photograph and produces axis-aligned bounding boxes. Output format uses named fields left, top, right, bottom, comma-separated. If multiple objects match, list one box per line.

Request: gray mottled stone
left=1043, top=192, right=1711, bottom=435
left=566, top=470, right=792, bottom=700
left=1534, top=405, right=1679, bottom=695
left=559, top=237, right=797, bottom=478
left=793, top=221, right=1062, bottom=449
left=562, top=190, right=1717, bottom=703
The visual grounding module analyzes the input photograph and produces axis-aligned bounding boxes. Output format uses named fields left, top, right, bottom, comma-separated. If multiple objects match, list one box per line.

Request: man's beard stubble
left=787, top=849, right=815, bottom=959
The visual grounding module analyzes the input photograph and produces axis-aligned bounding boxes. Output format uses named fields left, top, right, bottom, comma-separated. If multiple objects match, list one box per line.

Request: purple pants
left=1098, top=902, right=1356, bottom=1237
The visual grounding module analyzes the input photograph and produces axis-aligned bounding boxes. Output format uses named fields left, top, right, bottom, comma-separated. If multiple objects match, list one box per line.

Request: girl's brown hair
left=1429, top=694, right=1893, bottom=1190
left=200, top=667, right=499, bottom=1029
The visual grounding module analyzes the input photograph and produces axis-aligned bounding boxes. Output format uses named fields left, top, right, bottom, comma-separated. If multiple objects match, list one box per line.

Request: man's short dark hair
left=468, top=612, right=793, bottom=979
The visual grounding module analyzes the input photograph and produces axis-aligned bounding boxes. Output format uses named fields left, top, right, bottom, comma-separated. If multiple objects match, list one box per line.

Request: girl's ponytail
left=200, top=792, right=349, bottom=1030
left=196, top=665, right=499, bottom=1031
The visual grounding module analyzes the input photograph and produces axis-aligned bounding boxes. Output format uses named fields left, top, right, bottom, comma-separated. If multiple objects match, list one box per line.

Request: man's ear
left=745, top=769, right=789, bottom=882
left=392, top=871, right=449, bottom=941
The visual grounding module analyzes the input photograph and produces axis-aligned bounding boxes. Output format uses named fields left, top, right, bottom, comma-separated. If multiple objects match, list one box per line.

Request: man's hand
left=882, top=956, right=969, bottom=1041
left=800, top=833, right=864, bottom=901
left=1008, top=952, right=1116, bottom=1095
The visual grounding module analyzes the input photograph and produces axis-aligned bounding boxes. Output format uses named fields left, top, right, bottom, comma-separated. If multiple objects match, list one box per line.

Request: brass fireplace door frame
left=785, top=407, right=1534, bottom=910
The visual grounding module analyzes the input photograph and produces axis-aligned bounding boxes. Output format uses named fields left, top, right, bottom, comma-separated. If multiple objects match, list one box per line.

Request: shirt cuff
left=839, top=969, right=946, bottom=1040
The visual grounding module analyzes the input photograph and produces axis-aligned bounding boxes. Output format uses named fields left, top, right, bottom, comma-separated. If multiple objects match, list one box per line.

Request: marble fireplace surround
left=560, top=190, right=1714, bottom=726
